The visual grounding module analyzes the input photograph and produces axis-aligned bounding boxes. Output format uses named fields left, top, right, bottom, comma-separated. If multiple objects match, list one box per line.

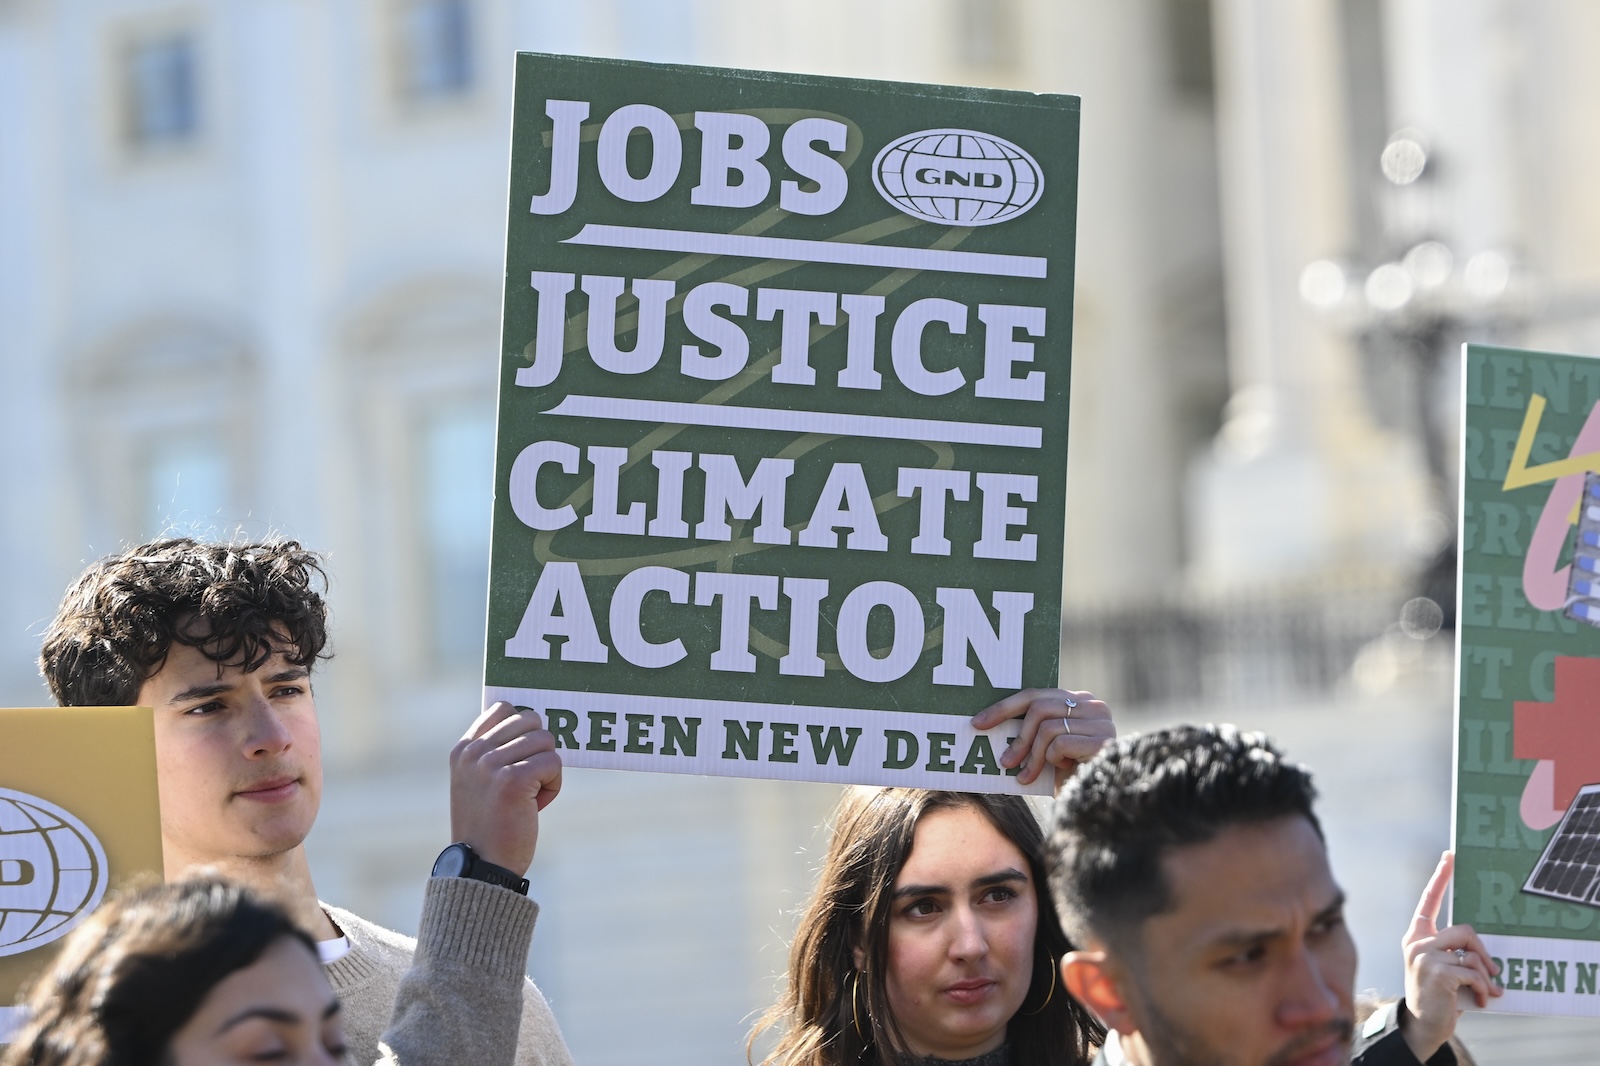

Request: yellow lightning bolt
left=1502, top=394, right=1600, bottom=523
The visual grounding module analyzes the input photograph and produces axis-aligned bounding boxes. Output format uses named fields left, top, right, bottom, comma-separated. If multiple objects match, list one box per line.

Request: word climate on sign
left=485, top=54, right=1079, bottom=792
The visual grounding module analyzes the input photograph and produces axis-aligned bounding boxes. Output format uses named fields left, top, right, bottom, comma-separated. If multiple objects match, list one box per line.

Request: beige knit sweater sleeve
left=324, top=877, right=574, bottom=1066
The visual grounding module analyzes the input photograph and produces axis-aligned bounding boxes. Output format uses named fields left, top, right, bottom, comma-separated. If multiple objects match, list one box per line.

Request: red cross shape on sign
left=1515, top=655, right=1600, bottom=812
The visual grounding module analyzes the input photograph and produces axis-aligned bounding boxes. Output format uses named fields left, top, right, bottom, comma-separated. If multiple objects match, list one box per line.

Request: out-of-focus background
left=3, top=0, right=1600, bottom=1060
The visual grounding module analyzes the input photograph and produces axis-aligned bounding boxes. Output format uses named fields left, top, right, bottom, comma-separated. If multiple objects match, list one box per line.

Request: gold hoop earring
left=1021, top=953, right=1057, bottom=1016
left=850, top=970, right=868, bottom=1038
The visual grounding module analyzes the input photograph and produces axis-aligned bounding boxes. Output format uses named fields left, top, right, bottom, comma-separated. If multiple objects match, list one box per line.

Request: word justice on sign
left=517, top=273, right=1048, bottom=399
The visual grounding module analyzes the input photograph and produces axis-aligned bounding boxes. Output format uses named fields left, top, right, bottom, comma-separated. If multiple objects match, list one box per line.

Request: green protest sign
left=1454, top=343, right=1600, bottom=1015
left=485, top=53, right=1078, bottom=793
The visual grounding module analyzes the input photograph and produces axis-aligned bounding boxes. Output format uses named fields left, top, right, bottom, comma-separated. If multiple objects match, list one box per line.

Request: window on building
left=419, top=406, right=494, bottom=663
left=954, top=0, right=1020, bottom=70
left=123, top=32, right=200, bottom=146
left=141, top=429, right=231, bottom=538
left=395, top=0, right=475, bottom=101
left=343, top=281, right=499, bottom=675
left=70, top=322, right=255, bottom=550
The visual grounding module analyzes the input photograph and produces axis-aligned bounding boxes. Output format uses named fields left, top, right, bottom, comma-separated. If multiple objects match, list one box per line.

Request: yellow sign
left=0, top=707, right=163, bottom=1010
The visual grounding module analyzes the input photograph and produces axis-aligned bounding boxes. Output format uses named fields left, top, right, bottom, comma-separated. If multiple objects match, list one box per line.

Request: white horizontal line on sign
left=560, top=223, right=1049, bottom=280
left=545, top=394, right=1043, bottom=449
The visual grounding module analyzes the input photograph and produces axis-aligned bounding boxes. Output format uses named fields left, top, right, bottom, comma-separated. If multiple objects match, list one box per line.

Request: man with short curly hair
left=1045, top=723, right=1493, bottom=1066
left=40, top=538, right=573, bottom=1066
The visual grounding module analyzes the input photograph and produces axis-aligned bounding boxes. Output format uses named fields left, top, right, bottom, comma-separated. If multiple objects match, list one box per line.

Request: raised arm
left=1397, top=852, right=1499, bottom=1059
left=1353, top=851, right=1500, bottom=1065
left=449, top=701, right=563, bottom=876
left=380, top=702, right=572, bottom=1066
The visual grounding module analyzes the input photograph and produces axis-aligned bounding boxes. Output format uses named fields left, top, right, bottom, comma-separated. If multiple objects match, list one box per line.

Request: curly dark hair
left=39, top=538, right=330, bottom=707
left=1046, top=723, right=1320, bottom=954
left=2, top=877, right=318, bottom=1066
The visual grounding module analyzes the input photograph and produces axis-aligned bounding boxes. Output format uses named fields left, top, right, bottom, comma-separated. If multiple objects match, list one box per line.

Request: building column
left=1190, top=0, right=1427, bottom=589
left=0, top=4, right=74, bottom=702
left=1383, top=0, right=1519, bottom=259
left=1037, top=0, right=1183, bottom=604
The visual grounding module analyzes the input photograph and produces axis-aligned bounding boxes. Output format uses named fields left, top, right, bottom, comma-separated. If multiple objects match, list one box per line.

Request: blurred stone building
left=3, top=0, right=1600, bottom=1061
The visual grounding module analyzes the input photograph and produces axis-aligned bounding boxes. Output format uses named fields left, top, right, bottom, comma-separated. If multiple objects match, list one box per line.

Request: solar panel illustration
left=1524, top=784, right=1600, bottom=907
left=1564, top=472, right=1600, bottom=628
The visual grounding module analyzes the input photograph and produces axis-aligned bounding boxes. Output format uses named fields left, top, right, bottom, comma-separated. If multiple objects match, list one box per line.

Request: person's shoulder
left=322, top=902, right=419, bottom=961
left=1352, top=1000, right=1459, bottom=1066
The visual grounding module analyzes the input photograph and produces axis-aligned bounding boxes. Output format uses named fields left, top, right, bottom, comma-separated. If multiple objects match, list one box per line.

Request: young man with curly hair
left=39, top=538, right=572, bottom=1066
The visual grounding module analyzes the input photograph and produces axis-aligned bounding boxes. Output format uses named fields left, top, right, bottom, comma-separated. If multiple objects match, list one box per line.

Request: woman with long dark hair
left=752, top=689, right=1114, bottom=1066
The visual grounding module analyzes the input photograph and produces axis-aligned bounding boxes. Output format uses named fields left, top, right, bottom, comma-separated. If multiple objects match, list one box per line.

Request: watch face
left=432, top=844, right=469, bottom=878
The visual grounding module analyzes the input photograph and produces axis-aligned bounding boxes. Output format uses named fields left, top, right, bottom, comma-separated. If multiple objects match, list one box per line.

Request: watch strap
left=434, top=842, right=530, bottom=896
left=465, top=851, right=531, bottom=896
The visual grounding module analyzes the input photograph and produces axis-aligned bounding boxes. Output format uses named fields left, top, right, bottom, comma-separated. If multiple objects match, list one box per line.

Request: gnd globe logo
left=0, top=787, right=109, bottom=957
left=872, top=128, right=1044, bottom=227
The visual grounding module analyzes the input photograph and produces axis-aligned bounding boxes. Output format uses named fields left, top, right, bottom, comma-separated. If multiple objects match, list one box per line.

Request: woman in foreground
left=752, top=689, right=1113, bottom=1066
left=4, top=878, right=345, bottom=1066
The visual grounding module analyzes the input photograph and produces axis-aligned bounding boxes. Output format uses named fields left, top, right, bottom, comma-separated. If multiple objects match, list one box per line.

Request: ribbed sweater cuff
left=416, top=875, right=540, bottom=980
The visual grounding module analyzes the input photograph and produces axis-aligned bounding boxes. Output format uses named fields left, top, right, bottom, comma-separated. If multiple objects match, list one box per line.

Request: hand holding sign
left=1399, top=851, right=1500, bottom=1061
left=971, top=688, right=1114, bottom=791
left=449, top=701, right=563, bottom=877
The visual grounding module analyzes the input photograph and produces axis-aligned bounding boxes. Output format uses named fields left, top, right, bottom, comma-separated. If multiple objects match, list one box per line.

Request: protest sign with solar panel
left=1454, top=344, right=1600, bottom=1016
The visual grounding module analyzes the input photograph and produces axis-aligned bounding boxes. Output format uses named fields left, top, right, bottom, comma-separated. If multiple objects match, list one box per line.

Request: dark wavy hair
left=39, top=538, right=330, bottom=707
left=1047, top=723, right=1320, bottom=954
left=2, top=877, right=317, bottom=1066
left=751, top=787, right=1105, bottom=1066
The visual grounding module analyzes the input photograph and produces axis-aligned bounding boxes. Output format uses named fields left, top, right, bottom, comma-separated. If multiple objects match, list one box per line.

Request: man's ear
left=1062, top=948, right=1138, bottom=1034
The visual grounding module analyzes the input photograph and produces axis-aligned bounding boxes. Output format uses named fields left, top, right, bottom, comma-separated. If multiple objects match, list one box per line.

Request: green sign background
left=486, top=54, right=1078, bottom=790
left=1454, top=343, right=1600, bottom=1015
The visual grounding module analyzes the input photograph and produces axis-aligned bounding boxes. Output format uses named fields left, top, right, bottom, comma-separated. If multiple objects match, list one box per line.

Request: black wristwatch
left=431, top=842, right=530, bottom=896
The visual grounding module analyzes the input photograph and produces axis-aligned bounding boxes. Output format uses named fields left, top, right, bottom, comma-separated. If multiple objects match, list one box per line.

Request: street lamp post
left=1300, top=128, right=1526, bottom=630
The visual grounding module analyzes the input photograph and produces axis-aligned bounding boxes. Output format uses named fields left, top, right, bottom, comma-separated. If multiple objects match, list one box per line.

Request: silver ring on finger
left=1453, top=948, right=1468, bottom=962
left=1062, top=717, right=1072, bottom=736
left=1063, top=695, right=1078, bottom=709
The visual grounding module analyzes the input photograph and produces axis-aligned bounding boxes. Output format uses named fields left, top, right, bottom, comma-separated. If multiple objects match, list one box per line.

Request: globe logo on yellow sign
left=0, top=788, right=109, bottom=957
left=872, top=128, right=1043, bottom=227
